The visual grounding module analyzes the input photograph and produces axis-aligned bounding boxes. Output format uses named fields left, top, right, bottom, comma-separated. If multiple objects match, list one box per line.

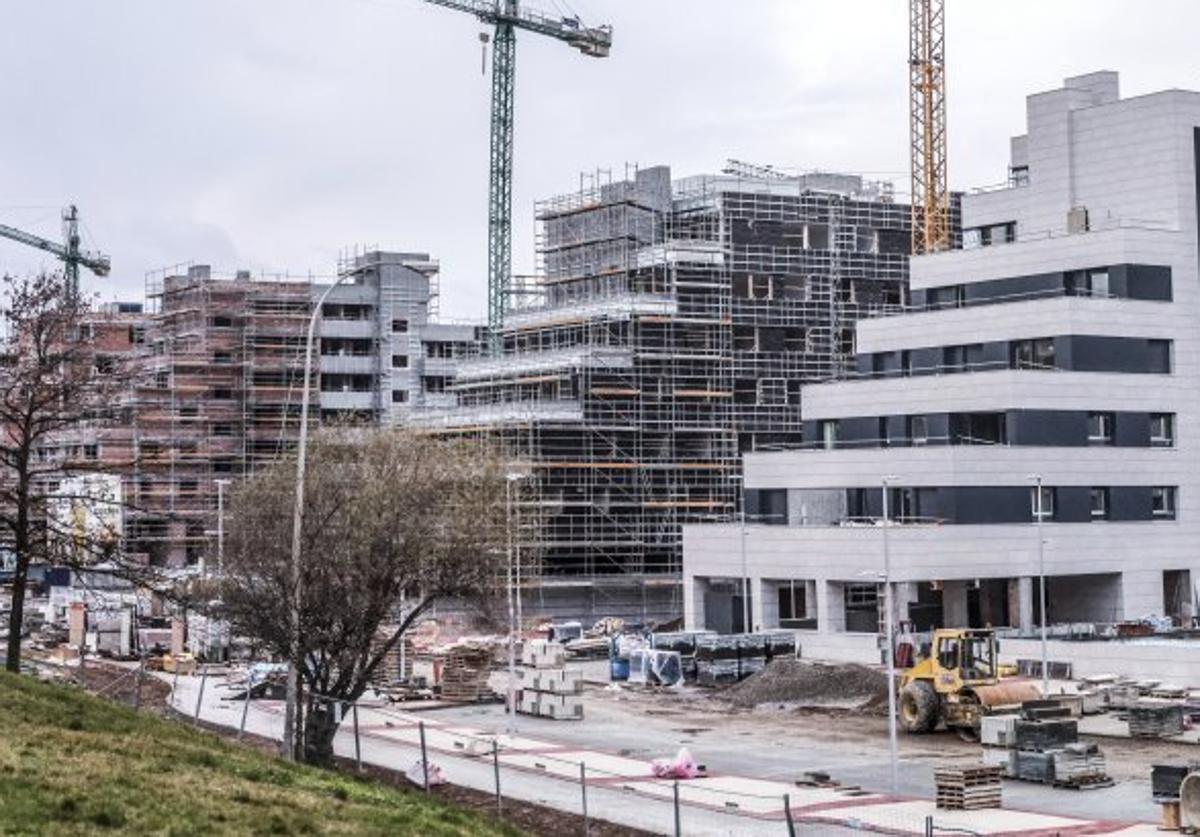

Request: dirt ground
left=607, top=681, right=1197, bottom=785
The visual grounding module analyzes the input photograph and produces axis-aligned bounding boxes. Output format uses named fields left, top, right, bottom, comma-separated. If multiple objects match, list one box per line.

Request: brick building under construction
left=416, top=164, right=933, bottom=622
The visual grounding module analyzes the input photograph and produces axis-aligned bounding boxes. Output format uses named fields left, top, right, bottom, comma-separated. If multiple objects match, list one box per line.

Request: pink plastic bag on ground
left=650, top=747, right=701, bottom=779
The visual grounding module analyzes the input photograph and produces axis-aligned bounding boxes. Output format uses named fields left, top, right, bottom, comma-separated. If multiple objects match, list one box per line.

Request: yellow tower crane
left=909, top=0, right=949, bottom=255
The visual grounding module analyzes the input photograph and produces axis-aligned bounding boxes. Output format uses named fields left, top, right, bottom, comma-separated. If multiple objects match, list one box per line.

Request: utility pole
left=1030, top=474, right=1049, bottom=694
left=881, top=476, right=898, bottom=793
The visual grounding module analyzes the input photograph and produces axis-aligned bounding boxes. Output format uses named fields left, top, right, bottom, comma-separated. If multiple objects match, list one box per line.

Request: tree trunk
left=302, top=699, right=341, bottom=767
left=5, top=560, right=27, bottom=673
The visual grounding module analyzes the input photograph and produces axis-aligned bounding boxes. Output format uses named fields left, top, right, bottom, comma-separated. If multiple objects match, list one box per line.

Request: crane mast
left=421, top=0, right=612, bottom=343
left=0, top=205, right=111, bottom=299
left=909, top=0, right=949, bottom=255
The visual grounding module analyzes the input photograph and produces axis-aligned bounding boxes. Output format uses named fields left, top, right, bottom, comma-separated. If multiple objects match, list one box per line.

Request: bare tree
left=218, top=428, right=507, bottom=765
left=0, top=273, right=131, bottom=672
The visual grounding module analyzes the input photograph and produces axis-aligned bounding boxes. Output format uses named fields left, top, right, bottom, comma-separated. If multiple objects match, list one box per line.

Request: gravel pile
left=723, top=658, right=889, bottom=713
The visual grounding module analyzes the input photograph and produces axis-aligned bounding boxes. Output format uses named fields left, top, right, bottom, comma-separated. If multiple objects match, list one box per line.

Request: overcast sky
left=1, top=1, right=1197, bottom=320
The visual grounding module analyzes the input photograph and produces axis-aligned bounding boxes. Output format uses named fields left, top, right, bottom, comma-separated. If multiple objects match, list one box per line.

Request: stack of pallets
left=439, top=645, right=495, bottom=702
left=934, top=765, right=1003, bottom=810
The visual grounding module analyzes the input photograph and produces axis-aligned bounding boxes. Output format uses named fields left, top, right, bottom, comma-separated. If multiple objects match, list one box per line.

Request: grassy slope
left=0, top=671, right=518, bottom=836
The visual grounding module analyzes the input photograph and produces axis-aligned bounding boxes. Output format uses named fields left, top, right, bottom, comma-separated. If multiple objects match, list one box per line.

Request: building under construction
left=416, top=164, right=932, bottom=622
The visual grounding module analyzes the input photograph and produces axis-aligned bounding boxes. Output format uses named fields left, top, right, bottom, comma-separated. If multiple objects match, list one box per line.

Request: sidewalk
left=167, top=673, right=1160, bottom=837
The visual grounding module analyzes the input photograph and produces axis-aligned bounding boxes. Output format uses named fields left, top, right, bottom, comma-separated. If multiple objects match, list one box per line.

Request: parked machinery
left=899, top=628, right=1042, bottom=736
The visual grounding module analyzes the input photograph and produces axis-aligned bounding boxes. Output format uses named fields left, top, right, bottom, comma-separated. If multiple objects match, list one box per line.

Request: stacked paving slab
left=518, top=639, right=583, bottom=720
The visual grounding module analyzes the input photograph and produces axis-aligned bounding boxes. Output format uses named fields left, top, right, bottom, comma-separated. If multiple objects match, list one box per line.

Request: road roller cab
left=898, top=628, right=1041, bottom=735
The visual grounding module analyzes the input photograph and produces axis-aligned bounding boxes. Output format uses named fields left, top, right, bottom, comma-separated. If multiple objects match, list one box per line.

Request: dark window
left=1011, top=338, right=1055, bottom=370
left=212, top=351, right=233, bottom=364
left=900, top=350, right=912, bottom=376
left=1090, top=488, right=1110, bottom=520
left=1087, top=412, right=1115, bottom=445
left=1150, top=413, right=1175, bottom=447
left=1147, top=340, right=1172, bottom=373
left=83, top=445, right=98, bottom=461
left=778, top=584, right=807, bottom=625
left=392, top=355, right=409, bottom=369
left=1031, top=486, right=1056, bottom=521
left=211, top=316, right=234, bottom=328
left=212, top=423, right=234, bottom=437
left=423, top=376, right=448, bottom=394
left=908, top=415, right=929, bottom=446
left=1152, top=487, right=1177, bottom=519
left=211, top=388, right=233, bottom=400
left=391, top=390, right=408, bottom=404
left=878, top=417, right=890, bottom=448
left=392, top=319, right=409, bottom=333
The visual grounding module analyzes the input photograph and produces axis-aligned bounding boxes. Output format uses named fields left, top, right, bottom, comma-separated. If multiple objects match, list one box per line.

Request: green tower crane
left=0, top=205, right=111, bottom=300
left=421, top=1, right=612, bottom=344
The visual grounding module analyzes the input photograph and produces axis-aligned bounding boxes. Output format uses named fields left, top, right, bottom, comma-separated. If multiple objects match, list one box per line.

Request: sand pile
left=723, top=658, right=889, bottom=713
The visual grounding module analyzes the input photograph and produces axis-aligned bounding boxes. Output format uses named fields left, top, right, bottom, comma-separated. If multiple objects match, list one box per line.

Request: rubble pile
left=723, top=658, right=889, bottom=712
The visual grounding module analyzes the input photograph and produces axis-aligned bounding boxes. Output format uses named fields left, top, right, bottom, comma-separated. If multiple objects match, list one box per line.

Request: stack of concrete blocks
left=518, top=639, right=583, bottom=721
left=980, top=714, right=1019, bottom=778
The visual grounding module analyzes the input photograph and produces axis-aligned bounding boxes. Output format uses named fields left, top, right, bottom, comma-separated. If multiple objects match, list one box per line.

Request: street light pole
left=1031, top=474, right=1049, bottom=694
left=283, top=273, right=352, bottom=762
left=881, top=476, right=898, bottom=793
left=215, top=479, right=231, bottom=576
left=739, top=505, right=751, bottom=633
left=504, top=472, right=526, bottom=735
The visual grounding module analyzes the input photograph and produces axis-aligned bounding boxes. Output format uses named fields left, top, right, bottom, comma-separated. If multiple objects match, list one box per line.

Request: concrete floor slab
left=822, top=799, right=1086, bottom=834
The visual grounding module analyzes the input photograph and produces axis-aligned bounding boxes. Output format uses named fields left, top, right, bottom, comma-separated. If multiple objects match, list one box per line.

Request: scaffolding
left=414, top=164, right=914, bottom=622
left=125, top=267, right=314, bottom=567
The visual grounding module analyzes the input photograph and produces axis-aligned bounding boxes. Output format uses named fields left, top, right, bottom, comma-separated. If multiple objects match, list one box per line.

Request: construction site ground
left=162, top=659, right=1185, bottom=835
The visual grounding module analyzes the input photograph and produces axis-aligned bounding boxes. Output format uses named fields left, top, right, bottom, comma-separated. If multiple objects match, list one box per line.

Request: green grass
left=0, top=671, right=520, bottom=836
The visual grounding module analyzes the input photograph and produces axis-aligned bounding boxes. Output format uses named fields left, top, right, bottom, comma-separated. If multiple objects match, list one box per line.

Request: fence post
left=580, top=762, right=589, bottom=837
left=238, top=678, right=252, bottom=740
left=170, top=659, right=182, bottom=713
left=193, top=664, right=208, bottom=727
left=493, top=740, right=502, bottom=816
left=673, top=781, right=681, bottom=837
left=78, top=642, right=87, bottom=687
left=784, top=793, right=796, bottom=837
left=925, top=815, right=934, bottom=837
left=418, top=721, right=430, bottom=792
left=352, top=703, right=362, bottom=772
left=133, top=654, right=145, bottom=711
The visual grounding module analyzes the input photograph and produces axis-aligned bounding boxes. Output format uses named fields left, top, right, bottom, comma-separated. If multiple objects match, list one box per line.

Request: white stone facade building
left=683, top=73, right=1200, bottom=660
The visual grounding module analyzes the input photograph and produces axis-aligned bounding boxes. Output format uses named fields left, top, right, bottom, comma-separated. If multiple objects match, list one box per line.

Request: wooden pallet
left=934, top=764, right=1003, bottom=810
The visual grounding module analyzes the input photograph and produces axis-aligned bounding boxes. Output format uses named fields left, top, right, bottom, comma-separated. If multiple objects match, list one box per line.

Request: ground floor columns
left=942, top=580, right=969, bottom=627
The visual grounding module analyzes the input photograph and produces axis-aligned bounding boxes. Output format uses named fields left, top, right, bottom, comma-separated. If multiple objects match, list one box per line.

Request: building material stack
left=933, top=765, right=1002, bottom=810
left=439, top=644, right=495, bottom=703
left=651, top=630, right=715, bottom=682
left=998, top=703, right=1111, bottom=788
left=518, top=639, right=583, bottom=720
left=1128, top=699, right=1185, bottom=738
left=695, top=635, right=740, bottom=687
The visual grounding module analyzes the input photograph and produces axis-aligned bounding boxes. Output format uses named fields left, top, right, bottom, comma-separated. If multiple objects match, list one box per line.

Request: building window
left=819, top=420, right=839, bottom=450
left=1150, top=413, right=1175, bottom=447
left=900, top=350, right=912, bottom=376
left=1090, top=488, right=1110, bottom=521
left=1087, top=412, right=1115, bottom=445
left=1152, top=487, right=1177, bottom=519
left=908, top=415, right=929, bottom=446
left=392, top=319, right=409, bottom=333
left=392, top=355, right=409, bottom=369
left=1031, top=486, right=1056, bottom=521
left=1011, top=338, right=1055, bottom=370
left=212, top=423, right=235, bottom=437
left=1147, top=339, right=1172, bottom=374
left=1087, top=269, right=1110, bottom=297
left=391, top=390, right=408, bottom=404
left=778, top=583, right=807, bottom=626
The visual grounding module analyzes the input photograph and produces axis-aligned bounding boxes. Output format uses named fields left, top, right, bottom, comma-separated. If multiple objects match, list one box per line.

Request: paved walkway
left=166, top=673, right=1161, bottom=837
